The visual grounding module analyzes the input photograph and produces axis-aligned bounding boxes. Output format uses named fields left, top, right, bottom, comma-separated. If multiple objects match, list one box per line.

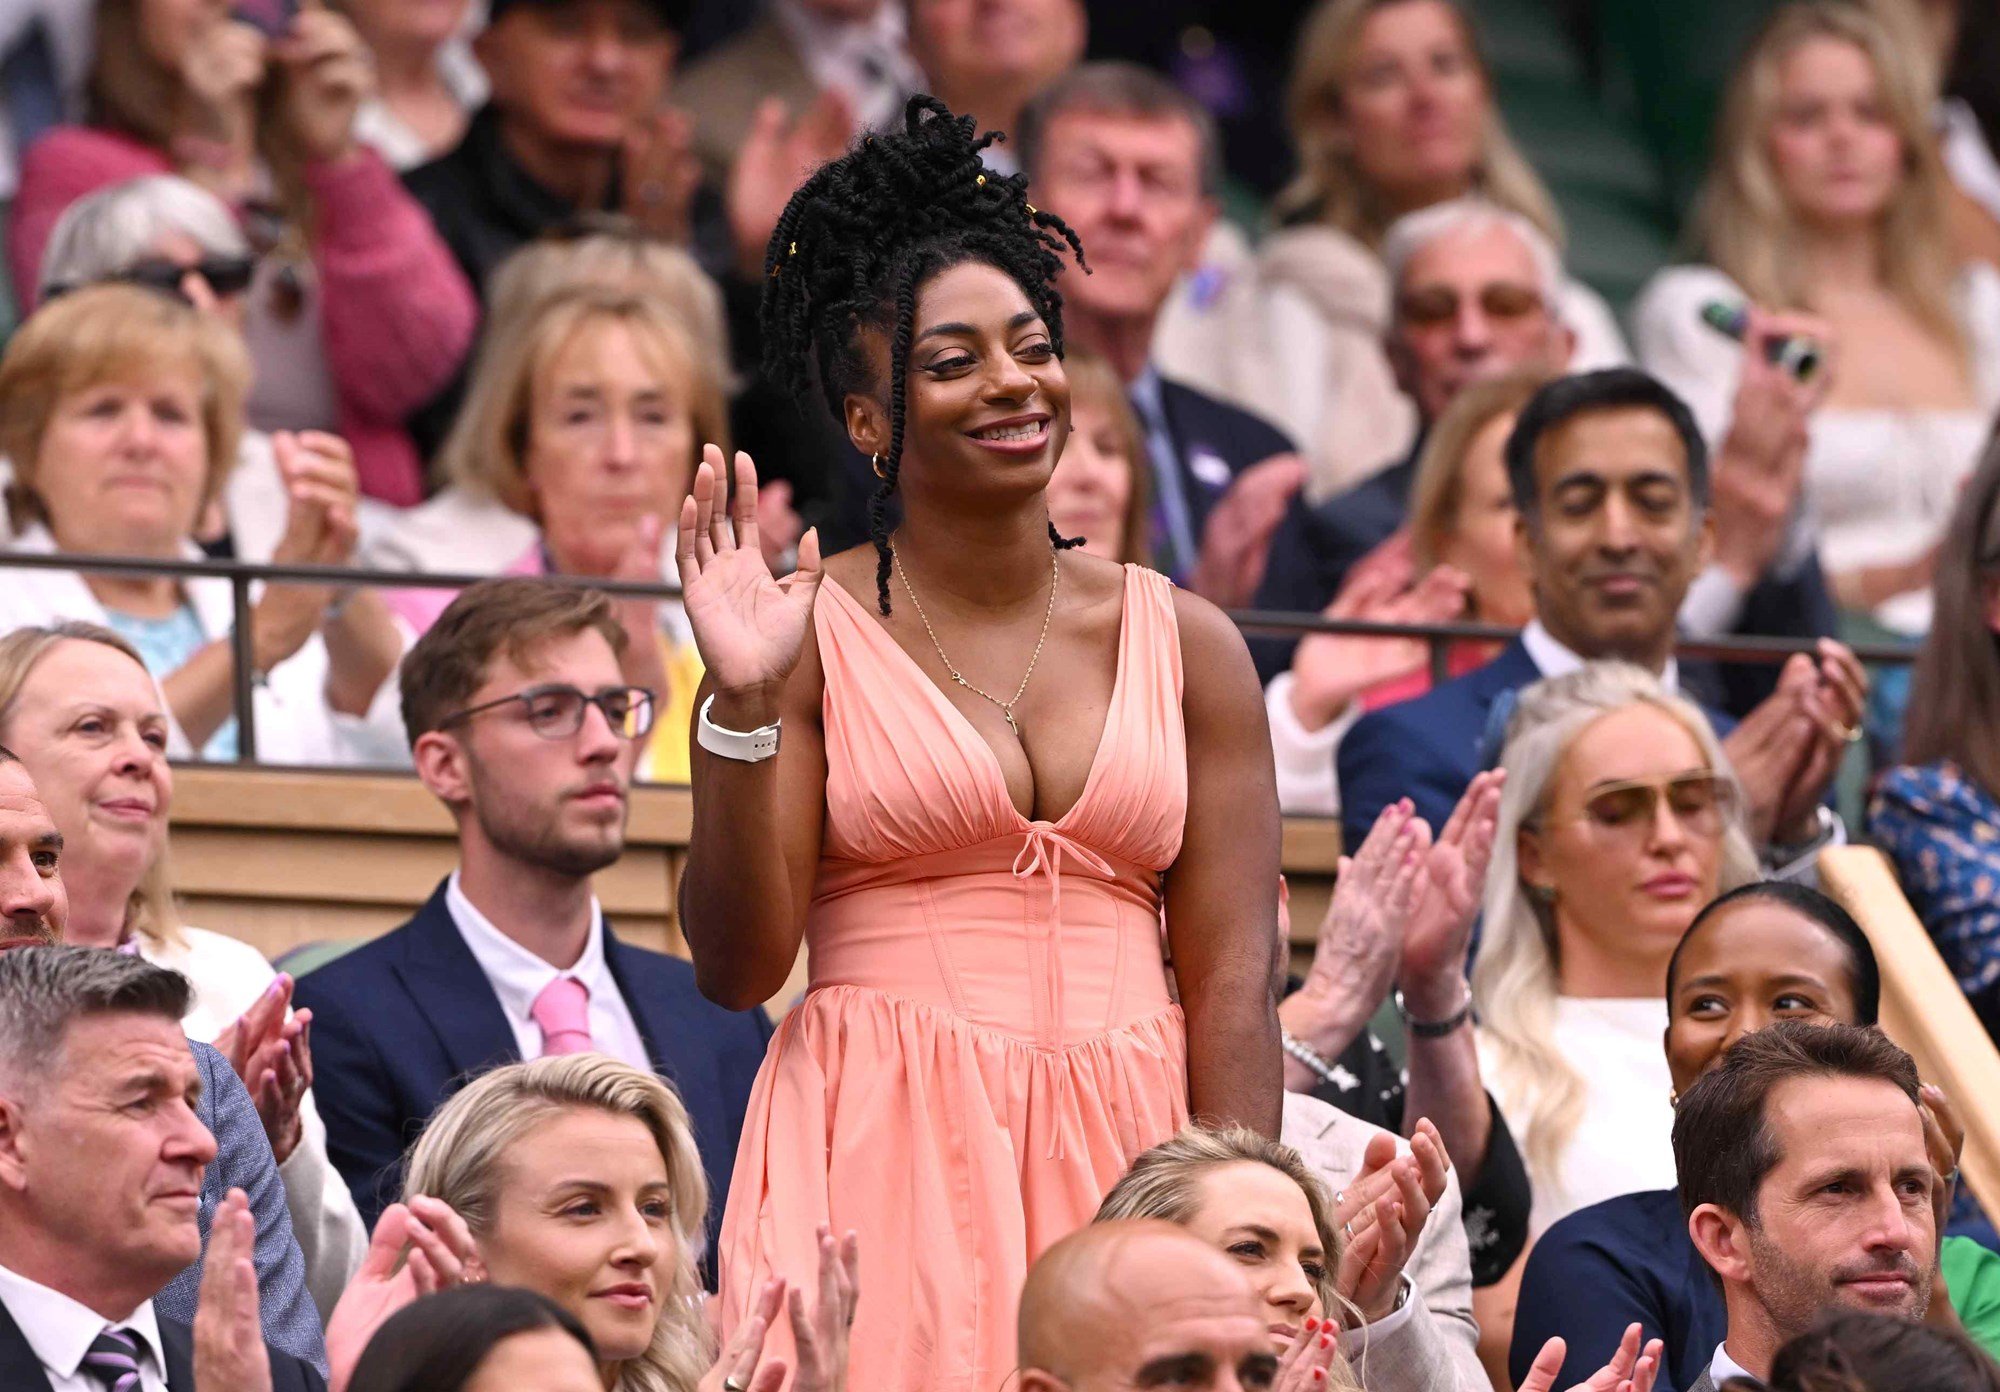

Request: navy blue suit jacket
left=1151, top=376, right=1297, bottom=550
left=1336, top=639, right=1738, bottom=850
left=1249, top=451, right=1417, bottom=683
left=1509, top=1189, right=1721, bottom=1392
left=293, top=883, right=773, bottom=1268
left=0, top=1303, right=325, bottom=1392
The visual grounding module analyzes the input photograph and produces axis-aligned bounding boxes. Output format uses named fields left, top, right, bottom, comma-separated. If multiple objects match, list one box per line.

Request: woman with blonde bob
left=1162, top=0, right=1624, bottom=496
left=1095, top=1126, right=1364, bottom=1391
left=391, top=1055, right=857, bottom=1392
left=0, top=284, right=407, bottom=766
left=0, top=619, right=368, bottom=1314
left=1634, top=1, right=2000, bottom=637
left=1474, top=663, right=1760, bottom=1246
left=371, top=273, right=730, bottom=781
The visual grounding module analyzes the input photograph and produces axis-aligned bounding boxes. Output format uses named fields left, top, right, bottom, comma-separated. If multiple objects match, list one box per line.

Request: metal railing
left=0, top=549, right=1923, bottom=763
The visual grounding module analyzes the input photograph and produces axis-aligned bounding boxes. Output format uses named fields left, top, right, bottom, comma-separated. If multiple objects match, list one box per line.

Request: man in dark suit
left=295, top=579, right=771, bottom=1264
left=1337, top=370, right=1863, bottom=872
left=1251, top=199, right=1835, bottom=702
left=1018, top=62, right=1301, bottom=602
left=1675, top=1023, right=1936, bottom=1392
left=0, top=946, right=324, bottom=1391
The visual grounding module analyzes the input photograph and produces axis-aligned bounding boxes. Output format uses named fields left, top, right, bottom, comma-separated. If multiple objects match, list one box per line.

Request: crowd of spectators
left=6, top=0, right=2000, bottom=1390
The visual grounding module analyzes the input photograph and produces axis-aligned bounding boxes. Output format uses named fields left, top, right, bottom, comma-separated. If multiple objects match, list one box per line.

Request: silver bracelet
left=1280, top=1028, right=1345, bottom=1088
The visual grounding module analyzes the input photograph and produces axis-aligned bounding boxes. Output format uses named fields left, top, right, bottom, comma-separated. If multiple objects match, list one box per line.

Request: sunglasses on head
left=46, top=256, right=257, bottom=306
left=1559, top=771, right=1736, bottom=839
left=1399, top=281, right=1545, bottom=327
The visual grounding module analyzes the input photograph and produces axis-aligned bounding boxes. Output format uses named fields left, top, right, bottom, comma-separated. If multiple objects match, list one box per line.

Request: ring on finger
left=725, top=1379, right=749, bottom=1392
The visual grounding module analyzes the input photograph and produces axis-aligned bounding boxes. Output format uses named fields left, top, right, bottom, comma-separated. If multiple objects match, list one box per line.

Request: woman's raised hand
left=677, top=447, right=825, bottom=701
left=1273, top=1315, right=1343, bottom=1390
left=324, top=1197, right=478, bottom=1392
left=790, top=1225, right=861, bottom=1392
left=1521, top=1326, right=1664, bottom=1392
left=699, top=1278, right=791, bottom=1392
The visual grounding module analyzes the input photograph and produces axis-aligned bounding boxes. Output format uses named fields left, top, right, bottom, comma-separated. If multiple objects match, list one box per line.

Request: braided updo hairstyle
left=762, top=95, right=1088, bottom=614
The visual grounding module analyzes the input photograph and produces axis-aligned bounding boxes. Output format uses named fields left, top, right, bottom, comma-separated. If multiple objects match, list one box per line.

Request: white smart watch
left=697, top=693, right=782, bottom=762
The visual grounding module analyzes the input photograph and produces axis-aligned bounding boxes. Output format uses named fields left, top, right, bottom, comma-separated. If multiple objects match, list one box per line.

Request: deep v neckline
left=821, top=565, right=1134, bottom=830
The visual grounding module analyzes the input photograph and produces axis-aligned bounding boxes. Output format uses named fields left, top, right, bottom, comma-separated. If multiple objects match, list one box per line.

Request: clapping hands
left=1723, top=639, right=1866, bottom=848
left=1331, top=1122, right=1452, bottom=1325
left=1521, top=1325, right=1664, bottom=1392
left=194, top=1189, right=273, bottom=1392
left=214, top=975, right=312, bottom=1164
left=701, top=1227, right=861, bottom=1392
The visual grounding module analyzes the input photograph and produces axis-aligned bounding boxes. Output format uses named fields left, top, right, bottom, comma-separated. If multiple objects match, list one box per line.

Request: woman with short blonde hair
left=370, top=280, right=730, bottom=782
left=1473, top=663, right=1759, bottom=1237
left=0, top=619, right=368, bottom=1312
left=1096, top=1126, right=1363, bottom=1390
left=1635, top=1, right=2000, bottom=638
left=0, top=284, right=407, bottom=767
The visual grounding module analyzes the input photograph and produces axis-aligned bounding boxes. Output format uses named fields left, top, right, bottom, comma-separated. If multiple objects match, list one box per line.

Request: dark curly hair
left=761, top=95, right=1088, bottom=613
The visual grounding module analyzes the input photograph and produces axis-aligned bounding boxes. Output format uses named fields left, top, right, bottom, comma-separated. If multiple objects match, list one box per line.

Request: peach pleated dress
left=716, top=563, right=1191, bottom=1392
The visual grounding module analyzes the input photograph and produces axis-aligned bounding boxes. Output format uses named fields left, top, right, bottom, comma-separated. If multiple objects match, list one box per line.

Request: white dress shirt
left=445, top=872, right=651, bottom=1069
left=1708, top=1340, right=1756, bottom=1387
left=1519, top=618, right=1680, bottom=693
left=0, top=1260, right=169, bottom=1392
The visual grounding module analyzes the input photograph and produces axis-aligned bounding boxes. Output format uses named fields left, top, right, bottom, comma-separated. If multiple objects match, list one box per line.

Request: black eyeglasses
left=439, top=685, right=657, bottom=741
left=46, top=256, right=257, bottom=306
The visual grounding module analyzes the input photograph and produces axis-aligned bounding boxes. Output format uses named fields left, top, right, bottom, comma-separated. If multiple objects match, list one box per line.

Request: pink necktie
left=530, top=977, right=594, bottom=1057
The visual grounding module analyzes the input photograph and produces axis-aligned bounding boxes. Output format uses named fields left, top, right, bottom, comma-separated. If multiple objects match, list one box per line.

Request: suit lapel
left=390, top=884, right=522, bottom=1080
left=0, top=1300, right=55, bottom=1392
left=157, top=1317, right=197, bottom=1392
left=603, top=928, right=686, bottom=1087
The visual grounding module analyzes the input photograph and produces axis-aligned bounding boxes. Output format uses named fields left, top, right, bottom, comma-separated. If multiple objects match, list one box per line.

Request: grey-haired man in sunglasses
left=294, top=578, right=771, bottom=1274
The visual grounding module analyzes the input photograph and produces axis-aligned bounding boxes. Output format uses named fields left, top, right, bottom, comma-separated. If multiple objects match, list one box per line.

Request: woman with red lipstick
left=0, top=619, right=368, bottom=1318
left=675, top=98, right=1283, bottom=1392
left=396, top=1054, right=857, bottom=1392
left=1472, top=662, right=1760, bottom=1242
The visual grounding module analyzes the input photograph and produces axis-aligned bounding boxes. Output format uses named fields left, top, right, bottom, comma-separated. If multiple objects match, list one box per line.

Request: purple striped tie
left=80, top=1327, right=143, bottom=1391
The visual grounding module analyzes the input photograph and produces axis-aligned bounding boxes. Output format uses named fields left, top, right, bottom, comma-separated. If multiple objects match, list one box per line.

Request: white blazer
left=0, top=523, right=409, bottom=766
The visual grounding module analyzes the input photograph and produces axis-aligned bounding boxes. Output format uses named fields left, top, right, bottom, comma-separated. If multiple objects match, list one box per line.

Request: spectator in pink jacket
left=5, top=0, right=481, bottom=507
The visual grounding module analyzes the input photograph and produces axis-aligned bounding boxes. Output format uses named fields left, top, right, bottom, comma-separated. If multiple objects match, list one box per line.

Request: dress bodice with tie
left=717, top=562, right=1192, bottom=1392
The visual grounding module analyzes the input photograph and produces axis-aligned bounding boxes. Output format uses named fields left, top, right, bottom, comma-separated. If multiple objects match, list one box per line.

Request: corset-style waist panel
left=806, top=833, right=1171, bottom=1050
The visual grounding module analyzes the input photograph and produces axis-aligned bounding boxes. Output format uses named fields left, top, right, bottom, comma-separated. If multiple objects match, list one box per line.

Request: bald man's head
left=1018, top=1220, right=1276, bottom=1391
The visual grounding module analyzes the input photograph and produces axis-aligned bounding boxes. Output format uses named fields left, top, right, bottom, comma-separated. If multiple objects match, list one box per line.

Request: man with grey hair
left=1020, top=60, right=1304, bottom=607
left=1253, top=195, right=1835, bottom=726
left=0, top=946, right=326, bottom=1390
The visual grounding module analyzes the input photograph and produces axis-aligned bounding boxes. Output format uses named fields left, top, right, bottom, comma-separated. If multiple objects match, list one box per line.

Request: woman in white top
left=336, top=0, right=488, bottom=170
left=1474, top=662, right=1758, bottom=1242
left=1157, top=0, right=1625, bottom=498
left=1633, top=1, right=2000, bottom=637
left=0, top=284, right=408, bottom=766
left=0, top=620, right=367, bottom=1318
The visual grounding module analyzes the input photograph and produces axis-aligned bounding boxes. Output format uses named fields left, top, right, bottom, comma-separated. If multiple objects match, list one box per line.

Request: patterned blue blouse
left=1869, top=760, right=2000, bottom=998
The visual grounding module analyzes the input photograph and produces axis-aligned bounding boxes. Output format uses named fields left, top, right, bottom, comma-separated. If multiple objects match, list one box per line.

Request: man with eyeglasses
left=1338, top=368, right=1864, bottom=881
left=294, top=577, right=772, bottom=1269
left=1251, top=199, right=1835, bottom=722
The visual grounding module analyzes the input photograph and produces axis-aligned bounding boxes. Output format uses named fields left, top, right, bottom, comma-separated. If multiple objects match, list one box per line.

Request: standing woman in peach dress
left=674, top=99, right=1283, bottom=1392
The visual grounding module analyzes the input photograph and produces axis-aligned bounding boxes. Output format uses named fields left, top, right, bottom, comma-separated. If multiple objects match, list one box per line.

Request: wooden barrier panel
left=165, top=766, right=1347, bottom=1004
left=1818, top=846, right=2000, bottom=1222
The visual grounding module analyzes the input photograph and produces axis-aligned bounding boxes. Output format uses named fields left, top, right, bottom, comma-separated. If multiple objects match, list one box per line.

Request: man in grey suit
left=1674, top=1022, right=1936, bottom=1392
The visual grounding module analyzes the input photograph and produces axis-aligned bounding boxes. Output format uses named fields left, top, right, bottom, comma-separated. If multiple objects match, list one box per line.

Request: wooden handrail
left=1817, top=847, right=2000, bottom=1220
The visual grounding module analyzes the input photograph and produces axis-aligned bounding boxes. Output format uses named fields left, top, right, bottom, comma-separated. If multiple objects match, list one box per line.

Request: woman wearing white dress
left=1633, top=1, right=2000, bottom=639
left=0, top=620, right=368, bottom=1317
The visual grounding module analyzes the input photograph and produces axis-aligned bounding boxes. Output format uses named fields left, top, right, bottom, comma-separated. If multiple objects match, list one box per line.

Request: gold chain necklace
left=894, top=548, right=1060, bottom=739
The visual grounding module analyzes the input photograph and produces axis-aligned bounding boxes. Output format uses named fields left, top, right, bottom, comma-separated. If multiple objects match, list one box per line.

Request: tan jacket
left=1281, top=1090, right=1488, bottom=1392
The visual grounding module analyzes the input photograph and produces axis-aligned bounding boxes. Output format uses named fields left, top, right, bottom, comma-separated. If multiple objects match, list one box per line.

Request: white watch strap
left=697, top=693, right=781, bottom=762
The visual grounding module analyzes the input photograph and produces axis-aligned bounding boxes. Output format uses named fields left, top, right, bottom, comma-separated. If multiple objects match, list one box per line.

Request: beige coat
left=1281, top=1089, right=1488, bottom=1392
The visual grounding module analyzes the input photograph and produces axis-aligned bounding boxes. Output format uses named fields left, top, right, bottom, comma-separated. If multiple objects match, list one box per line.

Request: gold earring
left=871, top=452, right=887, bottom=480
